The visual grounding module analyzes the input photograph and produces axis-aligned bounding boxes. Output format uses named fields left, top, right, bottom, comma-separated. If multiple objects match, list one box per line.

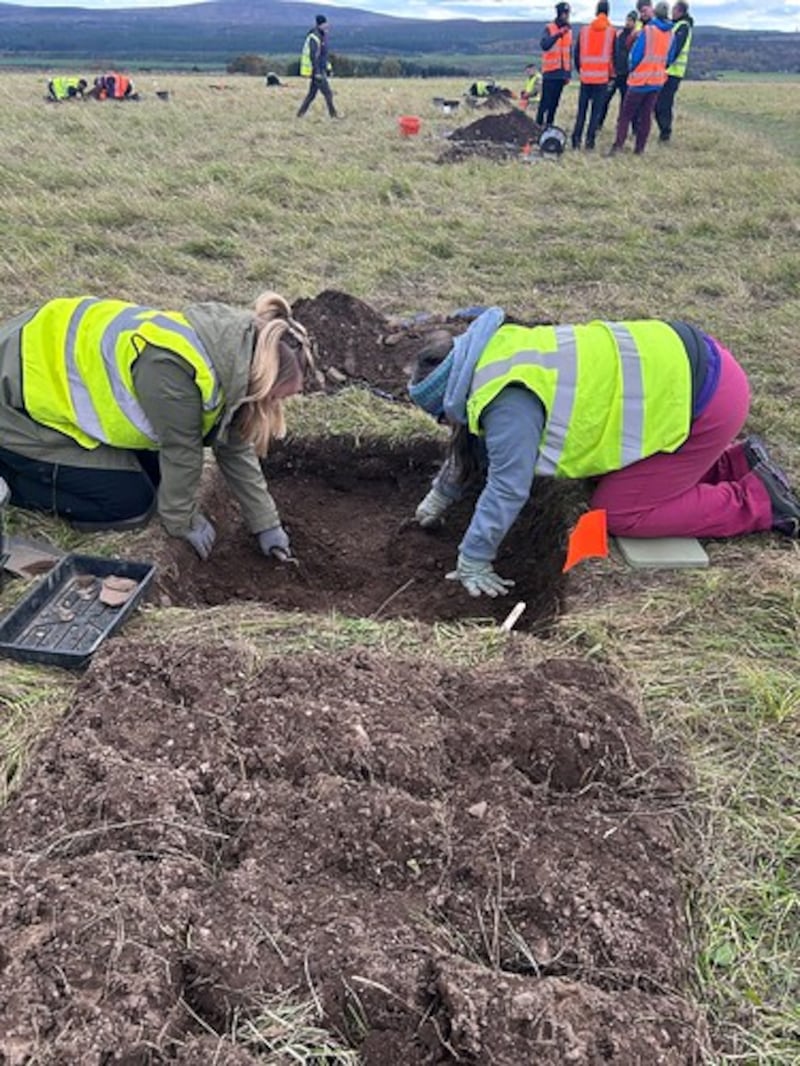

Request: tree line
left=227, top=54, right=470, bottom=78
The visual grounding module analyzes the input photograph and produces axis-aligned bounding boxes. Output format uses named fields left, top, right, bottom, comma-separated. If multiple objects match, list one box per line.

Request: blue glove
left=415, top=487, right=452, bottom=529
left=446, top=553, right=515, bottom=598
left=183, top=513, right=216, bottom=561
left=257, top=524, right=293, bottom=561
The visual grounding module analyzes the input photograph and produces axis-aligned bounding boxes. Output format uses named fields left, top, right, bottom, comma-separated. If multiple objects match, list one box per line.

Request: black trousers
left=0, top=447, right=158, bottom=526
left=655, top=75, right=681, bottom=141
left=572, top=83, right=607, bottom=147
left=536, top=80, right=566, bottom=127
left=297, top=75, right=337, bottom=118
left=599, top=74, right=628, bottom=129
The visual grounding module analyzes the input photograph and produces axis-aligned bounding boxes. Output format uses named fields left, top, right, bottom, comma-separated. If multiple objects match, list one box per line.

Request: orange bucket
left=398, top=115, right=421, bottom=137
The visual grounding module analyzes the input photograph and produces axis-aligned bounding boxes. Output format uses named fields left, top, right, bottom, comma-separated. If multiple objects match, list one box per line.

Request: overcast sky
left=8, top=0, right=800, bottom=31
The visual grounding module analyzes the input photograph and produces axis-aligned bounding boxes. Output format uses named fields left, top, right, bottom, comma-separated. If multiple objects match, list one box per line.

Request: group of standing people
left=536, top=0, right=694, bottom=155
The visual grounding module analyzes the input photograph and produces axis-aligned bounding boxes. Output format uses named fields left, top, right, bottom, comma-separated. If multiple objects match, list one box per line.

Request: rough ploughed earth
left=0, top=642, right=705, bottom=1064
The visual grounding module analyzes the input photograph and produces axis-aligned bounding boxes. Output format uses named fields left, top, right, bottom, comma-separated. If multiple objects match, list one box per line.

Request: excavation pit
left=153, top=437, right=579, bottom=633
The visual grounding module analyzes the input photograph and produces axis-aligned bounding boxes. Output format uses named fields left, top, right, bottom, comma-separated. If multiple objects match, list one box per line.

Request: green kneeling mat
left=614, top=536, right=709, bottom=569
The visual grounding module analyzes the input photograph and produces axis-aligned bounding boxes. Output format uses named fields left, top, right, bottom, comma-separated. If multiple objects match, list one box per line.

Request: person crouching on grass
left=0, top=292, right=312, bottom=563
left=407, top=309, right=799, bottom=598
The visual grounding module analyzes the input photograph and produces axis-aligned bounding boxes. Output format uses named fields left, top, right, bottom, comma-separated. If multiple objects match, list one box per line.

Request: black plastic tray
left=0, top=553, right=156, bottom=669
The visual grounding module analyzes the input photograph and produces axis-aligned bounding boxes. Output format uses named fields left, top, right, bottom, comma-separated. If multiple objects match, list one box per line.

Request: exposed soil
left=0, top=641, right=705, bottom=1065
left=439, top=110, right=542, bottom=163
left=150, top=437, right=582, bottom=634
left=291, top=291, right=553, bottom=399
left=292, top=289, right=468, bottom=400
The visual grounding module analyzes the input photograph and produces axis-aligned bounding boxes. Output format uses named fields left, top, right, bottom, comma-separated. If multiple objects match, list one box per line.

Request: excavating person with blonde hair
left=0, top=292, right=311, bottom=561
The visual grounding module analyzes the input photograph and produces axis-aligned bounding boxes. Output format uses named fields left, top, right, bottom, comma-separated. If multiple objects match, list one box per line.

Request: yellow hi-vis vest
left=21, top=297, right=224, bottom=450
left=466, top=321, right=692, bottom=478
left=300, top=31, right=316, bottom=76
left=51, top=76, right=81, bottom=100
left=666, top=17, right=693, bottom=77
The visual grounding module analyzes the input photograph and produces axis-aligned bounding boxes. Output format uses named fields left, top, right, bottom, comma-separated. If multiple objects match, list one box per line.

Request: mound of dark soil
left=291, top=291, right=554, bottom=400
left=149, top=437, right=582, bottom=634
left=0, top=641, right=704, bottom=1064
left=440, top=110, right=542, bottom=163
left=292, top=289, right=466, bottom=400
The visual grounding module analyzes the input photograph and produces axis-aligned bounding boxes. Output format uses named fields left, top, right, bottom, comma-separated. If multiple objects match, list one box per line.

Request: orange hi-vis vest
left=627, top=23, right=671, bottom=88
left=108, top=72, right=130, bottom=98
left=578, top=22, right=616, bottom=83
left=542, top=22, right=573, bottom=74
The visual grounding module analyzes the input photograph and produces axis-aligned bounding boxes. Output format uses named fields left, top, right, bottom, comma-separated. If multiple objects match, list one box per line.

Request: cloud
left=326, top=0, right=800, bottom=28
left=10, top=0, right=800, bottom=28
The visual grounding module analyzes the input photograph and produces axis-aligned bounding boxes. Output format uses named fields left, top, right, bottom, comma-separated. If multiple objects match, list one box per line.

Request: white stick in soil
left=500, top=601, right=527, bottom=632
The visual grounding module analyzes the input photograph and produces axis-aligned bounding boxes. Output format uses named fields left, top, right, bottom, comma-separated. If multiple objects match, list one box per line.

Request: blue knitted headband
left=407, top=349, right=455, bottom=417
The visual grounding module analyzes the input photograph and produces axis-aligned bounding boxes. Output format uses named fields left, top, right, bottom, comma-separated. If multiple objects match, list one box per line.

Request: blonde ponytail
left=237, top=291, right=312, bottom=456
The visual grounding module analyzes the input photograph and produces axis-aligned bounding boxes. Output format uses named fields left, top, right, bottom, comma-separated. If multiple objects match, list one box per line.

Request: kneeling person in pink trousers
left=407, top=308, right=798, bottom=597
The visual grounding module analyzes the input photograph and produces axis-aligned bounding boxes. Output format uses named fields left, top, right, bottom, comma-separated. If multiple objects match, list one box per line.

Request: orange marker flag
left=562, top=509, right=608, bottom=572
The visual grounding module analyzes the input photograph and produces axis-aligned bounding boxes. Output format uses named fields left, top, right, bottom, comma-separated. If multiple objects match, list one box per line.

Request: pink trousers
left=591, top=343, right=774, bottom=538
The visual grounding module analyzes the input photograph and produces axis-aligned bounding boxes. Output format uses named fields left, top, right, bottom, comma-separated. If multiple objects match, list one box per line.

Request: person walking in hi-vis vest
left=536, top=1, right=573, bottom=127
left=655, top=1, right=694, bottom=141
left=571, top=0, right=616, bottom=150
left=0, top=292, right=313, bottom=563
left=297, top=14, right=338, bottom=118
left=405, top=309, right=799, bottom=597
left=609, top=1, right=672, bottom=154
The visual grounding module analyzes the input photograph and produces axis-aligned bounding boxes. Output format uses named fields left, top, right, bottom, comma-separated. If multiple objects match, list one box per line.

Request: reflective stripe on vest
left=578, top=24, right=615, bottom=84
left=627, top=23, right=671, bottom=88
left=21, top=297, right=223, bottom=450
left=666, top=19, right=692, bottom=77
left=466, top=321, right=692, bottom=478
left=542, top=23, right=572, bottom=74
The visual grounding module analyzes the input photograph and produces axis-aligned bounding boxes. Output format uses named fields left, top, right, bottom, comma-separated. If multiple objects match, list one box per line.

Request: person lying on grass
left=0, top=292, right=311, bottom=562
left=408, top=308, right=800, bottom=597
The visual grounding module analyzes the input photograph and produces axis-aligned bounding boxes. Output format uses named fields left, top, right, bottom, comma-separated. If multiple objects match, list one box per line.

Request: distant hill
left=0, top=0, right=798, bottom=73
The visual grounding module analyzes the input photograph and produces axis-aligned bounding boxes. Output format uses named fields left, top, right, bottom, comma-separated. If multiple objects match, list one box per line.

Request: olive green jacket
left=0, top=301, right=280, bottom=537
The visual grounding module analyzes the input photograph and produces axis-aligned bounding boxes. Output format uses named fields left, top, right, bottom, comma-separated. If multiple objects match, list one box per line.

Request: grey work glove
left=257, top=524, right=293, bottom=561
left=446, top=553, right=515, bottom=598
left=183, top=512, right=216, bottom=561
left=415, top=487, right=453, bottom=529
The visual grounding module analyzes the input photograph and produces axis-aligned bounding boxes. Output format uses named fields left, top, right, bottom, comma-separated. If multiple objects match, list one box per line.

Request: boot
left=753, top=462, right=800, bottom=538
left=742, top=435, right=793, bottom=493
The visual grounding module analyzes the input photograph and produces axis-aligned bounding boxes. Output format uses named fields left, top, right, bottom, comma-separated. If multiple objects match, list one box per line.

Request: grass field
left=0, top=72, right=798, bottom=1063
